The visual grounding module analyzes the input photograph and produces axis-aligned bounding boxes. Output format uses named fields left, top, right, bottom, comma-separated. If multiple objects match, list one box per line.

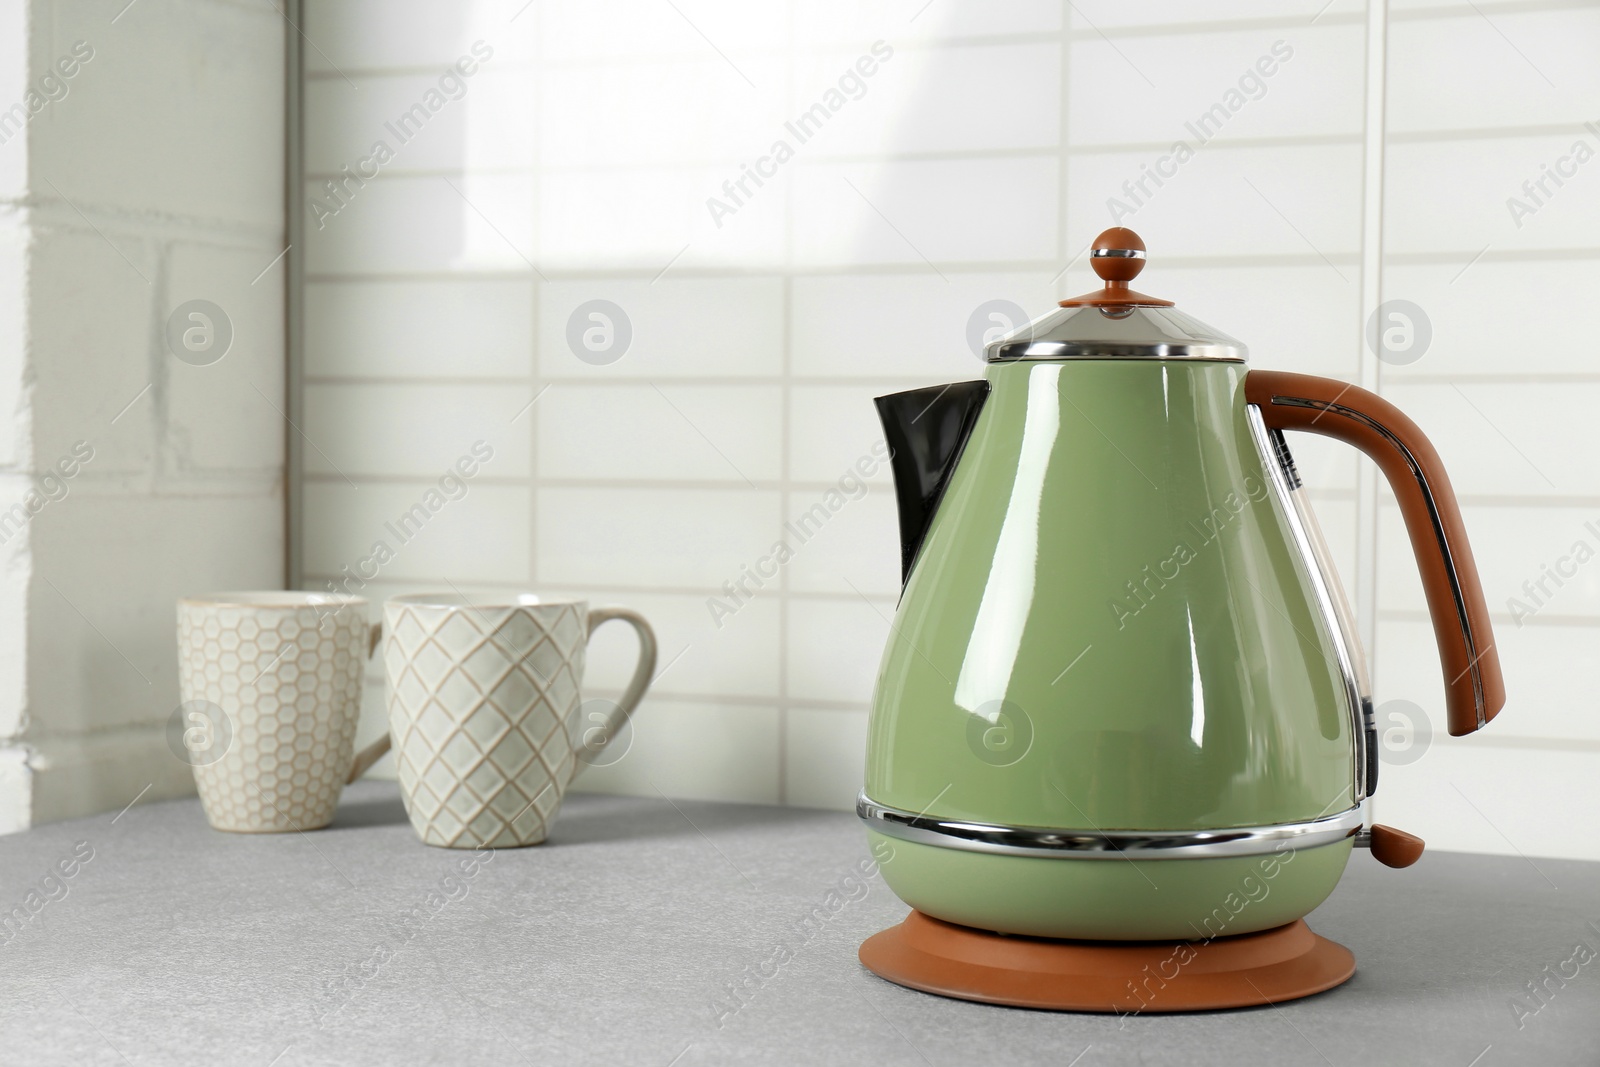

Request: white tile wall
left=541, top=61, right=788, bottom=168
left=558, top=586, right=782, bottom=700
left=534, top=487, right=780, bottom=588
left=0, top=224, right=23, bottom=471
left=1382, top=381, right=1595, bottom=498
left=790, top=272, right=1061, bottom=379
left=783, top=493, right=900, bottom=597
left=537, top=278, right=786, bottom=379
left=1369, top=742, right=1600, bottom=862
left=535, top=384, right=784, bottom=483
left=306, top=69, right=540, bottom=174
left=567, top=700, right=782, bottom=805
left=787, top=386, right=900, bottom=484
left=799, top=43, right=1062, bottom=157
left=304, top=383, right=531, bottom=478
left=299, top=1, right=1600, bottom=858
left=0, top=16, right=24, bottom=207
left=1385, top=136, right=1600, bottom=255
left=41, top=0, right=284, bottom=230
left=27, top=230, right=159, bottom=473
left=1067, top=26, right=1366, bottom=145
left=1069, top=1, right=1361, bottom=28
left=305, top=174, right=539, bottom=274
left=1386, top=8, right=1600, bottom=132
left=6, top=0, right=288, bottom=827
left=303, top=481, right=532, bottom=584
left=785, top=706, right=869, bottom=810
left=166, top=243, right=288, bottom=473
left=304, top=0, right=539, bottom=70
left=785, top=598, right=892, bottom=706
left=1378, top=504, right=1600, bottom=620
left=306, top=279, right=535, bottom=380
left=1375, top=618, right=1600, bottom=743
left=794, top=158, right=1060, bottom=266
left=1380, top=259, right=1600, bottom=378
left=1066, top=143, right=1366, bottom=259
left=1118, top=264, right=1362, bottom=384
left=540, top=1, right=788, bottom=59
left=29, top=493, right=284, bottom=734
left=794, top=0, right=1062, bottom=44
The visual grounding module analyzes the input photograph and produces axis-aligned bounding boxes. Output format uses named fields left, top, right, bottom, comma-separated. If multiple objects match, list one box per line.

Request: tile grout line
left=1057, top=0, right=1072, bottom=281
left=296, top=472, right=1600, bottom=508
left=300, top=252, right=1368, bottom=280
left=1354, top=0, right=1389, bottom=670
left=301, top=573, right=901, bottom=600
left=776, top=1, right=797, bottom=808
left=528, top=17, right=544, bottom=595
left=304, top=0, right=1600, bottom=78
left=301, top=369, right=1600, bottom=388
left=528, top=286, right=541, bottom=591
left=285, top=0, right=307, bottom=592
left=299, top=117, right=1600, bottom=178
left=294, top=0, right=1588, bottom=81
left=308, top=246, right=1600, bottom=286
left=303, top=473, right=868, bottom=491
left=303, top=374, right=984, bottom=387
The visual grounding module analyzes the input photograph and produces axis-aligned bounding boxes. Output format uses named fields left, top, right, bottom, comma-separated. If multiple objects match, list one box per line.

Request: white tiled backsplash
left=298, top=0, right=1600, bottom=860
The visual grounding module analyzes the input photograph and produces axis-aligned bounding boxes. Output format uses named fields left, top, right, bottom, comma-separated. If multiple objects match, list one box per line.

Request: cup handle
left=347, top=620, right=392, bottom=784
left=578, top=607, right=658, bottom=767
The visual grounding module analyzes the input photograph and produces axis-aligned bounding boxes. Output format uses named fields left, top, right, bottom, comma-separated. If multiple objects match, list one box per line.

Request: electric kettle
left=857, top=228, right=1505, bottom=1011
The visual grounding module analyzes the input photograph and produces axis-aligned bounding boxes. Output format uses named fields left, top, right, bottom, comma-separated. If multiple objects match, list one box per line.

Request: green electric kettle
left=857, top=228, right=1505, bottom=1007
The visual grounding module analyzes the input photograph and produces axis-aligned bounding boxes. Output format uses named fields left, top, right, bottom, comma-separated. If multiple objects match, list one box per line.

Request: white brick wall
left=296, top=0, right=1600, bottom=860
left=0, top=0, right=287, bottom=827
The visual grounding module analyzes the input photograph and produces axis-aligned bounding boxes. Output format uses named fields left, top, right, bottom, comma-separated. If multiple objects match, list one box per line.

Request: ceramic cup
left=383, top=593, right=657, bottom=849
left=176, top=593, right=392, bottom=833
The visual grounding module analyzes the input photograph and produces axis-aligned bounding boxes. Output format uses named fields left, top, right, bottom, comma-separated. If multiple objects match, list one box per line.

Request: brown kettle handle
left=1245, top=371, right=1505, bottom=737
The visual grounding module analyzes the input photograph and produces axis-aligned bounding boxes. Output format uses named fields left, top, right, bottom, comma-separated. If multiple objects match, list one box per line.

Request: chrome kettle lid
left=984, top=228, right=1247, bottom=364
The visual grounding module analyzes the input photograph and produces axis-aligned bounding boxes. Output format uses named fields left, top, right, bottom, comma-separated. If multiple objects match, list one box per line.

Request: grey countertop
left=1, top=781, right=1596, bottom=1066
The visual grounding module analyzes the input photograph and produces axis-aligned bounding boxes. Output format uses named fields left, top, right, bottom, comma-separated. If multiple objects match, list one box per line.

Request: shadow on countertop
left=326, top=788, right=412, bottom=830
left=324, top=780, right=844, bottom=847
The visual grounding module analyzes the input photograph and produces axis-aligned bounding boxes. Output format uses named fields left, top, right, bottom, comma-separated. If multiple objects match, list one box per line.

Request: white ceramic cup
left=383, top=593, right=657, bottom=849
left=176, top=593, right=391, bottom=833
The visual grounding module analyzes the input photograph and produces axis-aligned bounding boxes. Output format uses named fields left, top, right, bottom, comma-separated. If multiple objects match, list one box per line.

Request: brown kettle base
left=859, top=911, right=1355, bottom=1013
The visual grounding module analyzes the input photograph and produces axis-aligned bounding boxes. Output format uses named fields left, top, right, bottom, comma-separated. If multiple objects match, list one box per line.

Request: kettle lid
left=984, top=228, right=1246, bottom=364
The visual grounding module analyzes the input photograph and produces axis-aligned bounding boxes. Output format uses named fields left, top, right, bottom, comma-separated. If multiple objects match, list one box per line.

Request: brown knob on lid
left=1060, top=227, right=1175, bottom=308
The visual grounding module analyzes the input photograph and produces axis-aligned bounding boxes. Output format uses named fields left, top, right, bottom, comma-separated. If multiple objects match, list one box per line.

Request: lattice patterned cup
left=383, top=594, right=657, bottom=849
left=177, top=593, right=391, bottom=833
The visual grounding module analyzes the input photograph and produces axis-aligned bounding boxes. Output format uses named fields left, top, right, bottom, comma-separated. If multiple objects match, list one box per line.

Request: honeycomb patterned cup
left=384, top=594, right=657, bottom=849
left=177, top=593, right=391, bottom=833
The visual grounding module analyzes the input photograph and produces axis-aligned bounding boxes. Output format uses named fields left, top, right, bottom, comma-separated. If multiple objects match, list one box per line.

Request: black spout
left=875, top=381, right=990, bottom=584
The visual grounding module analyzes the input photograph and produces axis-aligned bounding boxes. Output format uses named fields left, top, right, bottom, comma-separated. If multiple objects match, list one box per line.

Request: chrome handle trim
left=858, top=795, right=1364, bottom=861
left=1264, top=395, right=1488, bottom=730
left=1246, top=406, right=1369, bottom=800
left=1089, top=247, right=1145, bottom=260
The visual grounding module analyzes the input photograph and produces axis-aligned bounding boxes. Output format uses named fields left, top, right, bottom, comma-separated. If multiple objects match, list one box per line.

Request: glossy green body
left=865, top=359, right=1356, bottom=937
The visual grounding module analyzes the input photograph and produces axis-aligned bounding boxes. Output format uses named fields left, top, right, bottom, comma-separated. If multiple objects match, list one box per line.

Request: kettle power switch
left=1357, top=824, right=1426, bottom=869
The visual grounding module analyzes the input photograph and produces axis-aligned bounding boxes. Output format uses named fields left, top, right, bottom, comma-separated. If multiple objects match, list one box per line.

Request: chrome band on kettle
left=858, top=795, right=1364, bottom=861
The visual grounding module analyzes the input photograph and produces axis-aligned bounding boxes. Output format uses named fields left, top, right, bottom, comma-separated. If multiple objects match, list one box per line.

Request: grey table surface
left=0, top=782, right=1596, bottom=1067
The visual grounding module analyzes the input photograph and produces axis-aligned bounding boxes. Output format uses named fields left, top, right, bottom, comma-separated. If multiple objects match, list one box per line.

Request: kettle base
left=859, top=910, right=1354, bottom=1013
